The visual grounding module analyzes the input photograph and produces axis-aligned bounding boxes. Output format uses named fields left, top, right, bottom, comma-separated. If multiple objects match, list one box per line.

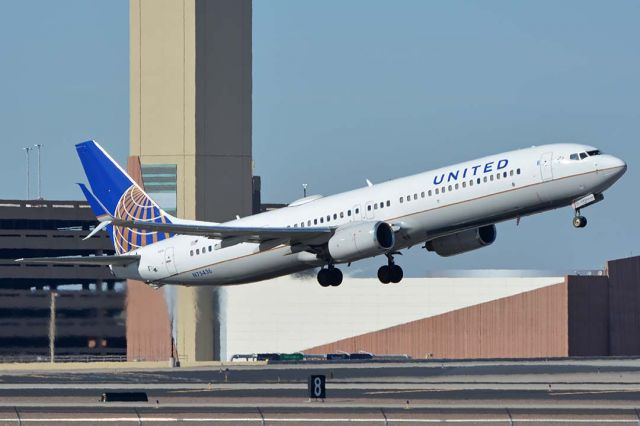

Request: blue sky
left=1, top=0, right=638, bottom=273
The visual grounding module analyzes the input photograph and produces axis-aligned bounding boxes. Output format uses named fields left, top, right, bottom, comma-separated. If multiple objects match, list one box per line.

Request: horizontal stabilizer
left=15, top=255, right=140, bottom=266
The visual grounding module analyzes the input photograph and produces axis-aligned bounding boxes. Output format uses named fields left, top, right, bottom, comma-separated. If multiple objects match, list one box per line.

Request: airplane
left=18, top=140, right=626, bottom=287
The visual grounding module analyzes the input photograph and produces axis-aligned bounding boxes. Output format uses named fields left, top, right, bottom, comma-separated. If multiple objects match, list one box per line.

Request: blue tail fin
left=75, top=140, right=174, bottom=254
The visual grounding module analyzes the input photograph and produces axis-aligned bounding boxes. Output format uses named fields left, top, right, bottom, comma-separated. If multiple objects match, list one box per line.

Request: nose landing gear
left=317, top=265, right=343, bottom=287
left=572, top=210, right=587, bottom=228
left=378, top=253, right=403, bottom=284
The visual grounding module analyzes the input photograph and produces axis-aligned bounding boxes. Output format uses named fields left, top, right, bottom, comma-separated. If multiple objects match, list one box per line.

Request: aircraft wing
left=15, top=255, right=140, bottom=266
left=107, top=217, right=334, bottom=245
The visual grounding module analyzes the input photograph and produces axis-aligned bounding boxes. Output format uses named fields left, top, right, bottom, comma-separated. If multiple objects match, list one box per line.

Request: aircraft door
left=539, top=152, right=553, bottom=181
left=164, top=247, right=178, bottom=275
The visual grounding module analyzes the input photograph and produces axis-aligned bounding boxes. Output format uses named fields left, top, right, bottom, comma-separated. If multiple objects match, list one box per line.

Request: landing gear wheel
left=377, top=265, right=391, bottom=284
left=317, top=269, right=331, bottom=287
left=318, top=266, right=343, bottom=287
left=329, top=268, right=343, bottom=287
left=573, top=215, right=587, bottom=228
left=389, top=264, right=404, bottom=283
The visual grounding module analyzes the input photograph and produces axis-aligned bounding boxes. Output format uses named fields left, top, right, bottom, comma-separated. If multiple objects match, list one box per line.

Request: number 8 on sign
left=308, top=375, right=326, bottom=399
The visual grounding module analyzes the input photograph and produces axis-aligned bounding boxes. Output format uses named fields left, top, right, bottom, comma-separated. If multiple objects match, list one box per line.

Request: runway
left=0, top=357, right=640, bottom=424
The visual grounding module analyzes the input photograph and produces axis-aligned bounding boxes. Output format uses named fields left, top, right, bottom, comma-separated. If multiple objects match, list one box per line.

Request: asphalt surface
left=0, top=358, right=640, bottom=424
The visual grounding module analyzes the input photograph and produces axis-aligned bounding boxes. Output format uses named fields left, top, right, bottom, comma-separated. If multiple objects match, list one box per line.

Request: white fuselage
left=112, top=143, right=626, bottom=286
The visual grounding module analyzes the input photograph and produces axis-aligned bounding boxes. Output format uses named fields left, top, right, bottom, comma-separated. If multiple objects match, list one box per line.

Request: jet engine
left=328, top=221, right=395, bottom=263
left=425, top=225, right=496, bottom=257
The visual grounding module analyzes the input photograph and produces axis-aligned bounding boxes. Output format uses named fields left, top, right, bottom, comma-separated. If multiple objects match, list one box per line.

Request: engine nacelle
left=425, top=225, right=496, bottom=257
left=328, top=221, right=395, bottom=263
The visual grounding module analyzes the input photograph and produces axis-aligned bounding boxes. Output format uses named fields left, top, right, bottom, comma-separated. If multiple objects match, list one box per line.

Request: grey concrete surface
left=0, top=358, right=639, bottom=424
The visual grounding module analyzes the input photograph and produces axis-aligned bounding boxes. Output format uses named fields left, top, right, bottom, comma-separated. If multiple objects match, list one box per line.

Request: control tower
left=129, top=0, right=252, bottom=361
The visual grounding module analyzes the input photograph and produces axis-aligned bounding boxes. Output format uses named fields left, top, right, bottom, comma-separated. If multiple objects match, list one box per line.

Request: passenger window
left=406, top=196, right=410, bottom=202
left=340, top=212, right=344, bottom=218
left=347, top=210, right=351, bottom=216
left=516, top=168, right=521, bottom=175
left=386, top=200, right=390, bottom=207
left=421, top=191, right=425, bottom=198
left=209, top=246, right=212, bottom=252
left=477, top=178, right=481, bottom=184
left=400, top=197, right=404, bottom=203
left=367, top=205, right=372, bottom=211
left=503, top=172, right=507, bottom=178
left=314, top=219, right=318, bottom=225
left=496, top=173, right=500, bottom=180
left=190, top=250, right=193, bottom=256
left=196, top=249, right=200, bottom=255
left=333, top=213, right=337, bottom=220
left=510, top=170, right=514, bottom=176
left=435, top=188, right=439, bottom=195
left=294, top=224, right=298, bottom=227
left=469, top=180, right=473, bottom=186
left=380, top=202, right=384, bottom=209
left=462, top=182, right=466, bottom=188
left=484, top=176, right=488, bottom=183
left=442, top=187, right=446, bottom=193
left=428, top=190, right=432, bottom=196
left=308, top=220, right=311, bottom=226
left=455, top=183, right=459, bottom=190
left=327, top=215, right=331, bottom=221
left=355, top=208, right=360, bottom=214
left=448, top=185, right=452, bottom=191
left=374, top=204, right=378, bottom=210
left=320, top=217, right=324, bottom=223
left=413, top=194, right=418, bottom=200
left=490, top=175, right=494, bottom=181
left=301, top=222, right=304, bottom=227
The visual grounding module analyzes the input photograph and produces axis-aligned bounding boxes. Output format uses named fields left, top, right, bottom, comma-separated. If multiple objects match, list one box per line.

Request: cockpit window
left=587, top=150, right=601, bottom=156
left=569, top=153, right=579, bottom=160
left=579, top=152, right=588, bottom=160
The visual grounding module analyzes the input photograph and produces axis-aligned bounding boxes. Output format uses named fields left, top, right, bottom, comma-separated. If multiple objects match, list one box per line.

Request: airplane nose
left=611, top=156, right=627, bottom=176
left=600, top=155, right=627, bottom=180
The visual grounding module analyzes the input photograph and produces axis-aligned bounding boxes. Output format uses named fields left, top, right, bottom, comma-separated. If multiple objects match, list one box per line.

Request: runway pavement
left=0, top=357, right=639, bottom=424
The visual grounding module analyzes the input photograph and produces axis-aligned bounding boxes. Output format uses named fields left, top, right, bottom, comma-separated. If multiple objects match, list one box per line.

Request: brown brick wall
left=304, top=282, right=568, bottom=359
left=607, top=256, right=640, bottom=355
left=567, top=275, right=609, bottom=356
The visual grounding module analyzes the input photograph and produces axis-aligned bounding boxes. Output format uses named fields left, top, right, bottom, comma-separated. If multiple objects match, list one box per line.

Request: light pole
left=49, top=290, right=57, bottom=363
left=33, top=144, right=43, bottom=199
left=22, top=147, right=31, bottom=199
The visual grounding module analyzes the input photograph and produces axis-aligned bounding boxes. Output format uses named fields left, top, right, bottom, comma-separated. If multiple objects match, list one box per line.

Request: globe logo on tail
left=113, top=185, right=173, bottom=254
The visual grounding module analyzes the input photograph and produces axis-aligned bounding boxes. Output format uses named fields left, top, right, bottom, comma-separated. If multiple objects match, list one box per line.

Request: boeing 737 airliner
left=18, top=141, right=626, bottom=287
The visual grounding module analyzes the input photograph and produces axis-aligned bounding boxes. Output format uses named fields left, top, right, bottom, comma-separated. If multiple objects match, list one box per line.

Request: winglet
left=366, top=179, right=373, bottom=187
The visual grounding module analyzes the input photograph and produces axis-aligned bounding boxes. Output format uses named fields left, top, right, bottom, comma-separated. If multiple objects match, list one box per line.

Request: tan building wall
left=129, top=0, right=252, bottom=361
left=304, top=282, right=569, bottom=359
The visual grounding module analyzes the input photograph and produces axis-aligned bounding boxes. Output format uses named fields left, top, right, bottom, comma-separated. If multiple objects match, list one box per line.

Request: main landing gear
left=378, top=253, right=403, bottom=284
left=317, top=265, right=343, bottom=287
left=573, top=210, right=587, bottom=228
